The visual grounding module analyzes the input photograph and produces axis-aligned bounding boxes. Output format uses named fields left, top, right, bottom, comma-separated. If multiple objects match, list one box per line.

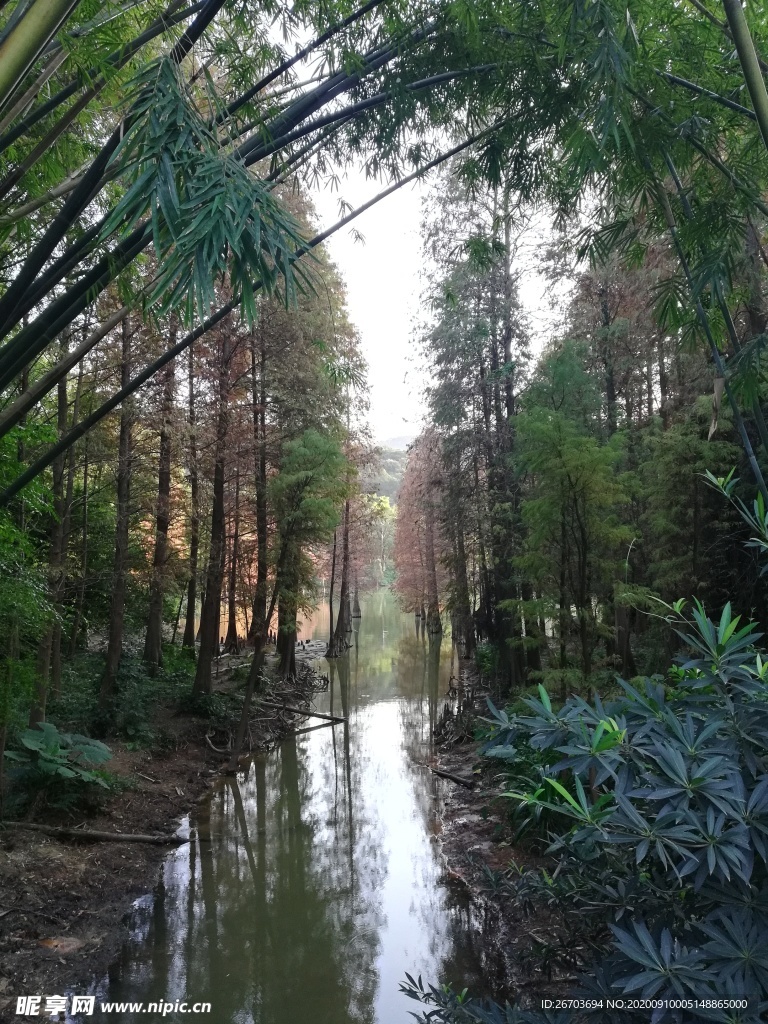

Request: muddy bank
left=434, top=662, right=575, bottom=1004
left=1, top=653, right=562, bottom=1021
left=0, top=723, right=219, bottom=1022
left=0, top=652, right=328, bottom=1023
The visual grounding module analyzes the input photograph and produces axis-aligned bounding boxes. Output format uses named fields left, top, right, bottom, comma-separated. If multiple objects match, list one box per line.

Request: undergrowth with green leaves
left=405, top=599, right=768, bottom=1023
left=50, top=646, right=198, bottom=747
left=3, top=722, right=118, bottom=815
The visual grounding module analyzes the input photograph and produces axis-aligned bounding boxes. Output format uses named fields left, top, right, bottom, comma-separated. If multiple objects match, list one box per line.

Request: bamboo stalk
left=0, top=0, right=82, bottom=114
left=721, top=0, right=768, bottom=154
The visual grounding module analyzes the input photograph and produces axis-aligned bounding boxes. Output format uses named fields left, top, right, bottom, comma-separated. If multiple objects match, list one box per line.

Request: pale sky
left=310, top=171, right=571, bottom=444
left=311, top=174, right=428, bottom=444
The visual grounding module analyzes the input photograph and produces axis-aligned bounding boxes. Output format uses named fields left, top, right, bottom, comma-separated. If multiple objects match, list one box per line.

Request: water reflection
left=82, top=592, right=499, bottom=1023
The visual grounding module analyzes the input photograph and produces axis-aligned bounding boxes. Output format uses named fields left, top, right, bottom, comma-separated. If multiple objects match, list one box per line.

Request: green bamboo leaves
left=100, top=58, right=312, bottom=327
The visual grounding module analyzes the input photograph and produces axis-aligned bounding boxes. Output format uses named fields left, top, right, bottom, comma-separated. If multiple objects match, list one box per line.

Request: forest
left=2, top=0, right=768, bottom=1021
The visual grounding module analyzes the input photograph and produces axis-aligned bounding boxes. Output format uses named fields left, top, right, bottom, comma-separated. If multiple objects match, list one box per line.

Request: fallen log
left=425, top=766, right=475, bottom=789
left=292, top=720, right=336, bottom=737
left=3, top=822, right=189, bottom=845
left=257, top=697, right=346, bottom=724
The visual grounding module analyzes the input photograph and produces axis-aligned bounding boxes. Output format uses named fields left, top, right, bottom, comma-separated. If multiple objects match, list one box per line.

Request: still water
left=82, top=592, right=500, bottom=1023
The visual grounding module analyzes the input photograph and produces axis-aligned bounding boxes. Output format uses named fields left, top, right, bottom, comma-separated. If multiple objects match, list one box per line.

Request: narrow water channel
left=79, top=592, right=501, bottom=1023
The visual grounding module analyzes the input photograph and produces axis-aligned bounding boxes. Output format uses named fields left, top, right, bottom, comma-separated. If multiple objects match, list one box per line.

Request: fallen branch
left=3, top=822, right=188, bottom=845
left=0, top=904, right=68, bottom=926
left=257, top=697, right=346, bottom=724
left=205, top=733, right=231, bottom=754
left=423, top=765, right=475, bottom=789
left=291, top=720, right=337, bottom=737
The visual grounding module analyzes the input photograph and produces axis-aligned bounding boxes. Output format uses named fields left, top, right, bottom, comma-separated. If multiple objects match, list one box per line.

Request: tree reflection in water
left=88, top=593, right=504, bottom=1024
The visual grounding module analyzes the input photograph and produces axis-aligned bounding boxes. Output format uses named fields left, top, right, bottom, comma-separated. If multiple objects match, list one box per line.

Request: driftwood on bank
left=424, top=766, right=475, bottom=789
left=3, top=822, right=189, bottom=845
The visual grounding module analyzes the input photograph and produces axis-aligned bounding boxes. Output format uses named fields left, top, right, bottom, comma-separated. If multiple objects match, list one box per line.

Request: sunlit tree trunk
left=224, top=465, right=240, bottom=652
left=144, top=336, right=176, bottom=673
left=100, top=317, right=133, bottom=706
left=68, top=432, right=88, bottom=656
left=193, top=335, right=230, bottom=696
left=248, top=327, right=268, bottom=638
left=29, top=338, right=70, bottom=725
left=658, top=334, right=669, bottom=428
left=182, top=344, right=199, bottom=653
left=424, top=494, right=441, bottom=634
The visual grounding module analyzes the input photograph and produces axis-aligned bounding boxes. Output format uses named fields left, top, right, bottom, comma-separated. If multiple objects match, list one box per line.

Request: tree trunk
left=248, top=328, right=268, bottom=638
left=277, top=598, right=297, bottom=680
left=143, top=337, right=176, bottom=673
left=227, top=546, right=287, bottom=772
left=192, top=336, right=229, bottom=697
left=424, top=493, right=442, bottom=634
left=0, top=720, right=6, bottom=811
left=453, top=515, right=474, bottom=656
left=576, top=513, right=592, bottom=681
left=328, top=528, right=337, bottom=642
left=471, top=446, right=493, bottom=640
left=658, top=333, right=669, bottom=428
left=521, top=578, right=543, bottom=674
left=0, top=0, right=82, bottom=113
left=68, top=432, right=88, bottom=656
left=100, top=317, right=133, bottom=707
left=224, top=465, right=240, bottom=652
left=615, top=601, right=637, bottom=677
left=50, top=357, right=84, bottom=689
left=501, top=186, right=516, bottom=425
left=561, top=501, right=573, bottom=704
left=328, top=501, right=351, bottom=655
left=599, top=284, right=618, bottom=436
left=182, top=343, right=199, bottom=653
left=170, top=591, right=184, bottom=646
left=745, top=219, right=768, bottom=339
left=29, top=341, right=69, bottom=725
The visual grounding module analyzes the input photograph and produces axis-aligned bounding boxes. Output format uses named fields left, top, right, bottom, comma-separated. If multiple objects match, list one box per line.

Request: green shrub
left=406, top=600, right=768, bottom=1022
left=475, top=641, right=498, bottom=679
left=54, top=649, right=195, bottom=746
left=3, top=722, right=115, bottom=813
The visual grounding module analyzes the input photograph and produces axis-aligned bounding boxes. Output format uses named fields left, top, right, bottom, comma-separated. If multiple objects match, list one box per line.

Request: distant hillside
left=381, top=434, right=415, bottom=451
left=364, top=446, right=409, bottom=502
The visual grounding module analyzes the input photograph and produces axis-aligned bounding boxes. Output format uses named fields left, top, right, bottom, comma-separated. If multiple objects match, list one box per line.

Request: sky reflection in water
left=84, top=592, right=497, bottom=1024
